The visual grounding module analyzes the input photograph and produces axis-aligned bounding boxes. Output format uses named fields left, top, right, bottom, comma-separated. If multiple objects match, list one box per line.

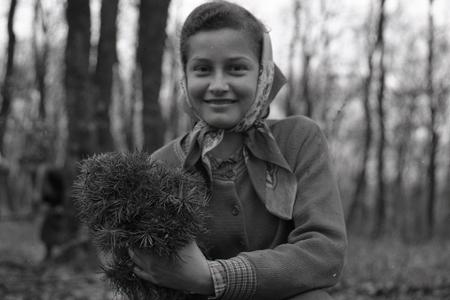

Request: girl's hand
left=128, top=241, right=214, bottom=295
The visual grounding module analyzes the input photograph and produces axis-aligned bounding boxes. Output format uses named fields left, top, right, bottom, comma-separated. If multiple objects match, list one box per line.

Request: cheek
left=186, top=77, right=206, bottom=101
left=238, top=76, right=259, bottom=103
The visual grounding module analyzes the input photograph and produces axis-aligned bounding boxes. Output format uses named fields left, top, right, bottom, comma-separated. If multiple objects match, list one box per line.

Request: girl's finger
left=128, top=248, right=143, bottom=266
left=133, top=265, right=155, bottom=283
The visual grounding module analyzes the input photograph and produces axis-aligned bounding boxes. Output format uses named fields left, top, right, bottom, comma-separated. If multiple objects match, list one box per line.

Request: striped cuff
left=216, top=255, right=257, bottom=300
left=207, top=260, right=227, bottom=299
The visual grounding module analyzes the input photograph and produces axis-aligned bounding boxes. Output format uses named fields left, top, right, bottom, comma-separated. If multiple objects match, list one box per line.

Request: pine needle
left=73, top=151, right=209, bottom=299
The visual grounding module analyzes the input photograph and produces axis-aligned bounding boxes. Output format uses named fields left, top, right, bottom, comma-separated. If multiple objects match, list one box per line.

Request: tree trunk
left=319, top=0, right=333, bottom=135
left=33, top=0, right=49, bottom=119
left=346, top=58, right=373, bottom=232
left=301, top=52, right=312, bottom=118
left=284, top=0, right=301, bottom=117
left=65, top=0, right=94, bottom=159
left=393, top=96, right=416, bottom=237
left=372, top=0, right=387, bottom=238
left=137, top=0, right=171, bottom=152
left=0, top=0, right=18, bottom=154
left=127, top=67, right=141, bottom=150
left=64, top=0, right=93, bottom=239
left=425, top=0, right=437, bottom=238
left=94, top=0, right=119, bottom=153
left=443, top=129, right=450, bottom=238
left=165, top=37, right=180, bottom=141
left=346, top=10, right=376, bottom=233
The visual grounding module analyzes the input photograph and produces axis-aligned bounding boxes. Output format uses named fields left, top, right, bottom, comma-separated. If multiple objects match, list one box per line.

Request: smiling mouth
left=204, top=99, right=237, bottom=105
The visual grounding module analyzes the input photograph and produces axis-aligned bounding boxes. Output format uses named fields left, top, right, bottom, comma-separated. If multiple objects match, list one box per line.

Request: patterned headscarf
left=182, top=32, right=297, bottom=220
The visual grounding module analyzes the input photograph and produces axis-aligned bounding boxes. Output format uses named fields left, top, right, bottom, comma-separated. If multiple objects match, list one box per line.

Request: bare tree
left=32, top=0, right=49, bottom=119
left=57, top=0, right=94, bottom=249
left=284, top=0, right=302, bottom=116
left=127, top=67, right=141, bottom=150
left=298, top=4, right=316, bottom=119
left=373, top=0, right=387, bottom=238
left=425, top=0, right=437, bottom=238
left=300, top=43, right=313, bottom=118
left=318, top=0, right=334, bottom=133
left=165, top=35, right=182, bottom=141
left=443, top=89, right=450, bottom=237
left=391, top=90, right=418, bottom=237
left=64, top=0, right=94, bottom=208
left=65, top=0, right=94, bottom=160
left=285, top=1, right=318, bottom=118
left=137, top=0, right=171, bottom=152
left=346, top=4, right=376, bottom=232
left=0, top=0, right=18, bottom=153
left=0, top=0, right=18, bottom=216
left=93, top=0, right=119, bottom=152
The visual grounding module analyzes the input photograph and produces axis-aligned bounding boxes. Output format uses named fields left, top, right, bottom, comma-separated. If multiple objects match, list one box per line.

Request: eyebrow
left=189, top=56, right=255, bottom=63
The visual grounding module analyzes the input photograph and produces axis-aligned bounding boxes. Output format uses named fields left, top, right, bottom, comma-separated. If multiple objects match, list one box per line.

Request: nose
left=208, top=71, right=229, bottom=95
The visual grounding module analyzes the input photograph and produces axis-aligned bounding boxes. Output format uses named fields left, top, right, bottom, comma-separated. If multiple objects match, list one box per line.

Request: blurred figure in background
left=39, top=167, right=78, bottom=261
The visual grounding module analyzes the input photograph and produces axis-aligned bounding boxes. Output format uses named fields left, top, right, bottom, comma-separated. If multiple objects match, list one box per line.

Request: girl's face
left=185, top=28, right=259, bottom=129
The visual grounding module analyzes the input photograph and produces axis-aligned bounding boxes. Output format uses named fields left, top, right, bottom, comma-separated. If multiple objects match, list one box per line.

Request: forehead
left=186, top=28, right=259, bottom=61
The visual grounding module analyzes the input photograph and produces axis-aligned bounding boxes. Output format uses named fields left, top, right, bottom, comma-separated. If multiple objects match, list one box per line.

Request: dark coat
left=152, top=116, right=347, bottom=300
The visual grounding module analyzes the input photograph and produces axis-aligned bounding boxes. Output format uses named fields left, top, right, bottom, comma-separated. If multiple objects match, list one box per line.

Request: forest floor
left=0, top=214, right=449, bottom=300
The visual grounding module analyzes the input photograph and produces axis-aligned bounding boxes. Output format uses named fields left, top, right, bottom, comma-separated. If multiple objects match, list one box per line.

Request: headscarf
left=181, top=32, right=297, bottom=220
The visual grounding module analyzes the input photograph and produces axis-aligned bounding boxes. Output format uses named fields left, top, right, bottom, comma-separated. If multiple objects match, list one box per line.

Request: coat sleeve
left=240, top=119, right=347, bottom=300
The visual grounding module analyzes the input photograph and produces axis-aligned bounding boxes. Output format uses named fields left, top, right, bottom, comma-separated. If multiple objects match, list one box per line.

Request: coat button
left=225, top=169, right=235, bottom=178
left=231, top=205, right=240, bottom=216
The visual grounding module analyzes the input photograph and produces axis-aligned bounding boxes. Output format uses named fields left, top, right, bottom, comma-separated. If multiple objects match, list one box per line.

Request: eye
left=228, top=64, right=248, bottom=75
left=192, top=65, right=211, bottom=76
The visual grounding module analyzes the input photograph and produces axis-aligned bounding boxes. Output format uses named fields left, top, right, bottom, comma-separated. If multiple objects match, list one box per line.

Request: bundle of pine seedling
left=73, top=152, right=209, bottom=300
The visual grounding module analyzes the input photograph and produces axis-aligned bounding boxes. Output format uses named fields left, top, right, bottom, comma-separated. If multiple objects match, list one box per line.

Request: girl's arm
left=216, top=118, right=347, bottom=300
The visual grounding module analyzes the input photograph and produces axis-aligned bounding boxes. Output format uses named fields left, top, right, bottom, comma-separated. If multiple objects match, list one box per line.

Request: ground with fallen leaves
left=0, top=215, right=449, bottom=300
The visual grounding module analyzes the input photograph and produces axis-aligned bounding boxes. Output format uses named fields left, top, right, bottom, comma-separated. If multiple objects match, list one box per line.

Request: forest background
left=0, top=0, right=449, bottom=299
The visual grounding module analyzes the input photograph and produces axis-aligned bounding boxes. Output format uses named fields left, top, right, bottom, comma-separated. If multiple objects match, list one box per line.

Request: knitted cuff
left=216, top=255, right=257, bottom=300
left=207, top=260, right=227, bottom=299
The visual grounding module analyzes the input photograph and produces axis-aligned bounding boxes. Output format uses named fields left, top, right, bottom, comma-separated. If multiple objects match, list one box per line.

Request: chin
left=206, top=119, right=237, bottom=130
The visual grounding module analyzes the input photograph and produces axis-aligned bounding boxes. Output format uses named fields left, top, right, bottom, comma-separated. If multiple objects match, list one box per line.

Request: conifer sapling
left=73, top=152, right=209, bottom=300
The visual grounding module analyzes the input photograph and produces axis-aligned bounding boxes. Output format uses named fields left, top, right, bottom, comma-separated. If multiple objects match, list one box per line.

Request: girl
left=129, top=1, right=347, bottom=299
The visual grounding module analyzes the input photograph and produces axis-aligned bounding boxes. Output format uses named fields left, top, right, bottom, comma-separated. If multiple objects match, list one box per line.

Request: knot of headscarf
left=182, top=33, right=297, bottom=220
